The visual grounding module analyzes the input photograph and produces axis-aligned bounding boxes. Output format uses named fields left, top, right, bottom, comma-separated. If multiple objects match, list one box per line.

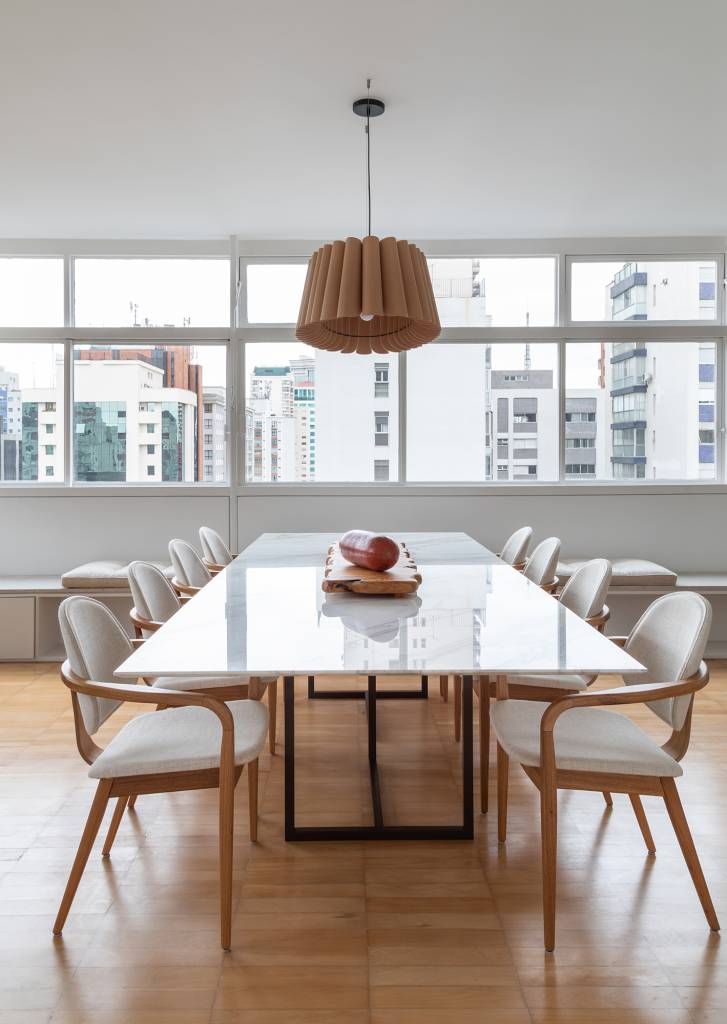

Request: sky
left=0, top=255, right=625, bottom=393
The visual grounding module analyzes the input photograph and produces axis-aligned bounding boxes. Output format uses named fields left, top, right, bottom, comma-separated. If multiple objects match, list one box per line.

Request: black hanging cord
left=366, top=78, right=372, bottom=237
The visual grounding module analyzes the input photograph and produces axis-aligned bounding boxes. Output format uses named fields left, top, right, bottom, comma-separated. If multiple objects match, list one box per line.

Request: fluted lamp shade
left=296, top=236, right=441, bottom=354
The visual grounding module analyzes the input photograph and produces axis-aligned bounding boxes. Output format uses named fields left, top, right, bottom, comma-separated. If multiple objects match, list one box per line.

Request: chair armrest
left=61, top=662, right=234, bottom=728
left=540, top=663, right=708, bottom=734
left=608, top=635, right=628, bottom=647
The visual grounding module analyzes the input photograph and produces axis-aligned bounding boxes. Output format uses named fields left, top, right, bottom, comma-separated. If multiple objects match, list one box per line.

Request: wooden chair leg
left=440, top=675, right=449, bottom=702
left=218, top=758, right=235, bottom=951
left=479, top=682, right=490, bottom=814
left=661, top=778, right=719, bottom=931
left=603, top=791, right=613, bottom=807
left=267, top=679, right=277, bottom=755
left=497, top=743, right=509, bottom=842
left=127, top=795, right=137, bottom=811
left=102, top=795, right=129, bottom=858
left=53, top=779, right=112, bottom=935
left=540, top=764, right=558, bottom=952
left=248, top=758, right=259, bottom=843
left=629, top=794, right=656, bottom=855
left=453, top=676, right=462, bottom=742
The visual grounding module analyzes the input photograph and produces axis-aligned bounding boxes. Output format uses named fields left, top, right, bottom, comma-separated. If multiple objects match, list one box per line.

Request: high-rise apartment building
left=202, top=386, right=226, bottom=482
left=0, top=367, right=22, bottom=480
left=604, top=261, right=716, bottom=479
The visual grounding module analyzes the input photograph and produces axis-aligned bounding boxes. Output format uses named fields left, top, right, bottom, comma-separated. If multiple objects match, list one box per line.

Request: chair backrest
left=559, top=558, right=612, bottom=620
left=523, top=537, right=561, bottom=587
left=168, top=538, right=211, bottom=589
left=500, top=526, right=532, bottom=567
left=58, top=596, right=134, bottom=735
left=199, top=526, right=232, bottom=567
left=128, top=560, right=180, bottom=624
left=623, top=591, right=711, bottom=734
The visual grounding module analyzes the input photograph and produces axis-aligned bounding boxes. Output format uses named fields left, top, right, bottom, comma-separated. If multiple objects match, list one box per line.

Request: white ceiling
left=1, top=0, right=725, bottom=240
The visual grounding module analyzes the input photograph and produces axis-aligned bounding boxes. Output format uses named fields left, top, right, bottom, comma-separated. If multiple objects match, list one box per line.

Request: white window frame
left=0, top=235, right=724, bottom=497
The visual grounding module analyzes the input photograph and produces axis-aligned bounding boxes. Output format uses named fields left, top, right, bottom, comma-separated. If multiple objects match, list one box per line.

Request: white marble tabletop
left=115, top=532, right=645, bottom=679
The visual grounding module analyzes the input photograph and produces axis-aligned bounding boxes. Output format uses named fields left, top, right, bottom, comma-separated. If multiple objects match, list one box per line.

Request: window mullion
left=398, top=352, right=407, bottom=483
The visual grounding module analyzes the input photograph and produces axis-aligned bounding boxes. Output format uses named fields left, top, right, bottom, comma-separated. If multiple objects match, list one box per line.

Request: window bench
left=0, top=561, right=172, bottom=661
left=557, top=559, right=727, bottom=657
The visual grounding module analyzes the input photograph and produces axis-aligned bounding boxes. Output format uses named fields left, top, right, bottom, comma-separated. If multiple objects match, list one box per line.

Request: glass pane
left=565, top=341, right=716, bottom=480
left=74, top=259, right=230, bottom=327
left=0, top=258, right=64, bottom=326
left=571, top=260, right=718, bottom=322
left=246, top=264, right=308, bottom=323
left=407, top=343, right=558, bottom=481
left=0, top=343, right=64, bottom=481
left=72, top=343, right=226, bottom=482
left=427, top=258, right=555, bottom=327
left=245, top=342, right=398, bottom=481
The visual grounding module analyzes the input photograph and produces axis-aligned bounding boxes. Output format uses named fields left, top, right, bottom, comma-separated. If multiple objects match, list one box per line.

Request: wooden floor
left=2, top=663, right=727, bottom=1024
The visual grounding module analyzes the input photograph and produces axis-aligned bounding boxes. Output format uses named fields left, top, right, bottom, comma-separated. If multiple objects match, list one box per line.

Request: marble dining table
left=116, top=531, right=645, bottom=841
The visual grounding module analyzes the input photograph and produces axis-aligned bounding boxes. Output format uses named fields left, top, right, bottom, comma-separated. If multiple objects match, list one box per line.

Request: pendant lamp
left=296, top=83, right=441, bottom=354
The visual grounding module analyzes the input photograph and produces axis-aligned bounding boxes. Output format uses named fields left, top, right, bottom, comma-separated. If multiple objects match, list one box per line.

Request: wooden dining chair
left=522, top=536, right=561, bottom=593
left=490, top=558, right=612, bottom=835
left=128, top=560, right=278, bottom=755
left=199, top=525, right=236, bottom=574
left=168, top=537, right=211, bottom=596
left=491, top=591, right=719, bottom=951
left=441, top=527, right=534, bottom=704
left=54, top=596, right=268, bottom=950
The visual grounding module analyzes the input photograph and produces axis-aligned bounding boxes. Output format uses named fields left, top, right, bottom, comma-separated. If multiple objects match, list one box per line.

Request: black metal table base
left=284, top=674, right=473, bottom=841
left=307, top=674, right=429, bottom=700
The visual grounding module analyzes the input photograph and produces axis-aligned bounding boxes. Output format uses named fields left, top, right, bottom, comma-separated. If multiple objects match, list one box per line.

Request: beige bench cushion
left=558, top=557, right=677, bottom=588
left=492, top=698, right=682, bottom=777
left=62, top=560, right=173, bottom=590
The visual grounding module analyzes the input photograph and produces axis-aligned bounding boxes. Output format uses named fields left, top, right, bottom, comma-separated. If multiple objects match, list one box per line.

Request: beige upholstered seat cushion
left=557, top=558, right=676, bottom=588
left=89, top=699, right=268, bottom=778
left=492, top=698, right=682, bottom=777
left=509, top=673, right=591, bottom=692
left=151, top=675, right=275, bottom=691
left=62, top=560, right=173, bottom=589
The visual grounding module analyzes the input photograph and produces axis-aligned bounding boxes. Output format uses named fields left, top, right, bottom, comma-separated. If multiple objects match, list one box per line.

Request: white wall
left=0, top=495, right=229, bottom=574
left=2, top=490, right=723, bottom=577
left=235, top=491, right=726, bottom=572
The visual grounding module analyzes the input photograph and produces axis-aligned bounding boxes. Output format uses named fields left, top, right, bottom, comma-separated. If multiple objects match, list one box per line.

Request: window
left=0, top=258, right=64, bottom=327
left=45, top=466, right=54, bottom=477
left=374, top=459, right=390, bottom=481
left=244, top=343, right=398, bottom=481
left=74, top=259, right=230, bottom=327
left=375, top=412, right=389, bottom=446
left=245, top=264, right=308, bottom=323
left=375, top=363, right=389, bottom=398
left=427, top=257, right=555, bottom=326
left=570, top=260, right=718, bottom=322
left=565, top=341, right=717, bottom=480
left=407, top=343, right=558, bottom=481
left=45, top=445, right=55, bottom=455
left=72, top=343, right=227, bottom=483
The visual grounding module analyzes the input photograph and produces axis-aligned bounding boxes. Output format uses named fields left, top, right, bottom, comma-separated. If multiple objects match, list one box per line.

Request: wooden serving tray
left=322, top=542, right=422, bottom=595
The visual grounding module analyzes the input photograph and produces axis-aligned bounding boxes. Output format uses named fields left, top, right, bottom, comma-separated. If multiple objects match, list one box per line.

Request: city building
left=0, top=366, right=22, bottom=480
left=604, top=262, right=717, bottom=480
left=202, top=386, right=226, bottom=482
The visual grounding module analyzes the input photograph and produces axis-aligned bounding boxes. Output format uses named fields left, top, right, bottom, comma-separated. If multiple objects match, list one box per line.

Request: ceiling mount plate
left=353, top=97, right=385, bottom=118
